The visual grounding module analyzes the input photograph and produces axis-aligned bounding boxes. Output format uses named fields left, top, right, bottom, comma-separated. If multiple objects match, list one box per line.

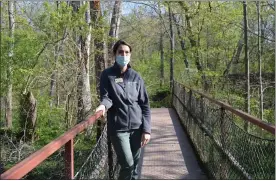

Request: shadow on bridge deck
left=137, top=108, right=207, bottom=180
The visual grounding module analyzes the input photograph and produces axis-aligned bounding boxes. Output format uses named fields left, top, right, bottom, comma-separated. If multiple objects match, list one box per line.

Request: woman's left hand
left=141, top=133, right=151, bottom=147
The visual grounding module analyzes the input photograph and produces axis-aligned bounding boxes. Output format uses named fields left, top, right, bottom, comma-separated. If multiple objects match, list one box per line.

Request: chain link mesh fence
left=173, top=81, right=275, bottom=180
left=21, top=123, right=120, bottom=179
left=74, top=124, right=120, bottom=179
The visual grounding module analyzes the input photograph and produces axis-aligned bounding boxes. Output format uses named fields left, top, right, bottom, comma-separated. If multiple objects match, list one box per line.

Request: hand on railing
left=95, top=105, right=106, bottom=117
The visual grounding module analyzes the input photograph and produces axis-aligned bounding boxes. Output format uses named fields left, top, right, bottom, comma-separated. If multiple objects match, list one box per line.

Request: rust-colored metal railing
left=175, top=82, right=275, bottom=134
left=0, top=111, right=103, bottom=180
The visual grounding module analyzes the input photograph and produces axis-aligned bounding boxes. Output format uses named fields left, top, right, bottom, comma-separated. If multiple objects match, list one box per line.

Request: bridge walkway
left=138, top=108, right=207, bottom=179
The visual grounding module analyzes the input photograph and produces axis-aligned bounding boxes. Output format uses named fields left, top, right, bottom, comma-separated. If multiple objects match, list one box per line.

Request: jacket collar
left=113, top=62, right=131, bottom=75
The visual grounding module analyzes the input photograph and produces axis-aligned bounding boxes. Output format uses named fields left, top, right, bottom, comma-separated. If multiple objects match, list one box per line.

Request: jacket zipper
left=128, top=105, right=131, bottom=129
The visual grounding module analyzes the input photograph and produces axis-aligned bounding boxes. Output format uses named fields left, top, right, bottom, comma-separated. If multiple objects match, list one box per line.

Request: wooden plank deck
left=138, top=108, right=207, bottom=179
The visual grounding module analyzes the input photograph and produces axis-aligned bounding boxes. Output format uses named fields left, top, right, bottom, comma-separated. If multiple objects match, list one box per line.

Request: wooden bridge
left=138, top=108, right=206, bottom=179
left=1, top=81, right=275, bottom=180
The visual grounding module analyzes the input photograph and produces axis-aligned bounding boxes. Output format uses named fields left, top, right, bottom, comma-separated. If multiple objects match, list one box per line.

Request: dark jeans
left=110, top=129, right=142, bottom=180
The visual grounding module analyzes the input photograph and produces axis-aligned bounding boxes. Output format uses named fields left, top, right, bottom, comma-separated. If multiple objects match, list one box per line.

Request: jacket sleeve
left=138, top=77, right=151, bottom=134
left=99, top=71, right=113, bottom=109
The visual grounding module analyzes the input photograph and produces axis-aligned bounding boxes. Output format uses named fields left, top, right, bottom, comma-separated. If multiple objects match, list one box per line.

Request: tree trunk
left=260, top=16, right=265, bottom=71
left=91, top=0, right=106, bottom=94
left=108, top=0, right=122, bottom=67
left=274, top=0, right=276, bottom=125
left=49, top=2, right=60, bottom=108
left=72, top=1, right=92, bottom=122
left=6, top=1, right=15, bottom=128
left=168, top=3, right=174, bottom=89
left=0, top=1, right=2, bottom=128
left=222, top=37, right=243, bottom=91
left=49, top=71, right=56, bottom=107
left=178, top=2, right=197, bottom=48
left=257, top=2, right=263, bottom=121
left=160, top=28, right=164, bottom=87
left=158, top=2, right=164, bottom=87
left=91, top=0, right=105, bottom=140
left=20, top=91, right=37, bottom=143
left=172, top=13, right=189, bottom=68
left=243, top=1, right=250, bottom=131
left=179, top=2, right=208, bottom=91
left=223, top=37, right=243, bottom=76
left=0, top=0, right=4, bottom=132
left=65, top=93, right=71, bottom=129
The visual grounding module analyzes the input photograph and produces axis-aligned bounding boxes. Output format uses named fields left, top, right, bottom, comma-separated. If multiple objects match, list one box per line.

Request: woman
left=95, top=40, right=151, bottom=180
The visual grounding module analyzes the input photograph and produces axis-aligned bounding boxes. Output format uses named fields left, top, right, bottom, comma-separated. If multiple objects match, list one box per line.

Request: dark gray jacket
left=100, top=63, right=151, bottom=134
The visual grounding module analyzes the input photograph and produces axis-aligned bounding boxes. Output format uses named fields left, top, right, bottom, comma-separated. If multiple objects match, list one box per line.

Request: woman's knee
left=119, top=155, right=134, bottom=168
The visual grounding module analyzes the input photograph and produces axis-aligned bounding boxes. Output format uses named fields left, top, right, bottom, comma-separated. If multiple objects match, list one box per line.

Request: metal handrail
left=175, top=81, right=275, bottom=135
left=0, top=111, right=103, bottom=180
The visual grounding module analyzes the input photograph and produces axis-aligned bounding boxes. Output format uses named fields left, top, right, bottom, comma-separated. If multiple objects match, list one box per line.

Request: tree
left=243, top=1, right=250, bottom=131
left=91, top=0, right=106, bottom=94
left=223, top=37, right=243, bottom=76
left=158, top=2, right=165, bottom=87
left=20, top=91, right=37, bottom=143
left=108, top=0, right=122, bottom=67
left=159, top=23, right=164, bottom=87
left=71, top=1, right=92, bottom=122
left=0, top=1, right=2, bottom=123
left=172, top=13, right=189, bottom=69
left=6, top=1, right=15, bottom=128
left=257, top=1, right=263, bottom=121
left=49, top=2, right=62, bottom=108
left=168, top=3, right=175, bottom=89
left=91, top=0, right=106, bottom=140
left=178, top=2, right=210, bottom=91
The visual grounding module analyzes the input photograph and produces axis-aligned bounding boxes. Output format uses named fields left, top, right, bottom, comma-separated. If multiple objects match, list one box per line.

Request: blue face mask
left=116, top=56, right=130, bottom=67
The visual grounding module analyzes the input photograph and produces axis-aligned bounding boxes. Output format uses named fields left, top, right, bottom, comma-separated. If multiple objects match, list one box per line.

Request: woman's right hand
left=95, top=105, right=106, bottom=116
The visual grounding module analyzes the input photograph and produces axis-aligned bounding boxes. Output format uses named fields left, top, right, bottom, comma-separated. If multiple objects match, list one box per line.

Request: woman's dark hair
left=112, top=40, right=132, bottom=55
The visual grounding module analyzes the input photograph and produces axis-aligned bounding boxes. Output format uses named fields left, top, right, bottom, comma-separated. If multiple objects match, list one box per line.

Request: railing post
left=65, top=139, right=74, bottom=179
left=171, top=80, right=174, bottom=106
left=182, top=86, right=185, bottom=116
left=188, top=90, right=192, bottom=112
left=219, top=108, right=228, bottom=179
left=183, top=86, right=186, bottom=105
left=187, top=90, right=193, bottom=134
left=200, top=96, right=204, bottom=123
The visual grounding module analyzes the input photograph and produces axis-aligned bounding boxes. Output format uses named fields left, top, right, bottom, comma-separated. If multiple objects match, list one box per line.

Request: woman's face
left=116, top=45, right=131, bottom=57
